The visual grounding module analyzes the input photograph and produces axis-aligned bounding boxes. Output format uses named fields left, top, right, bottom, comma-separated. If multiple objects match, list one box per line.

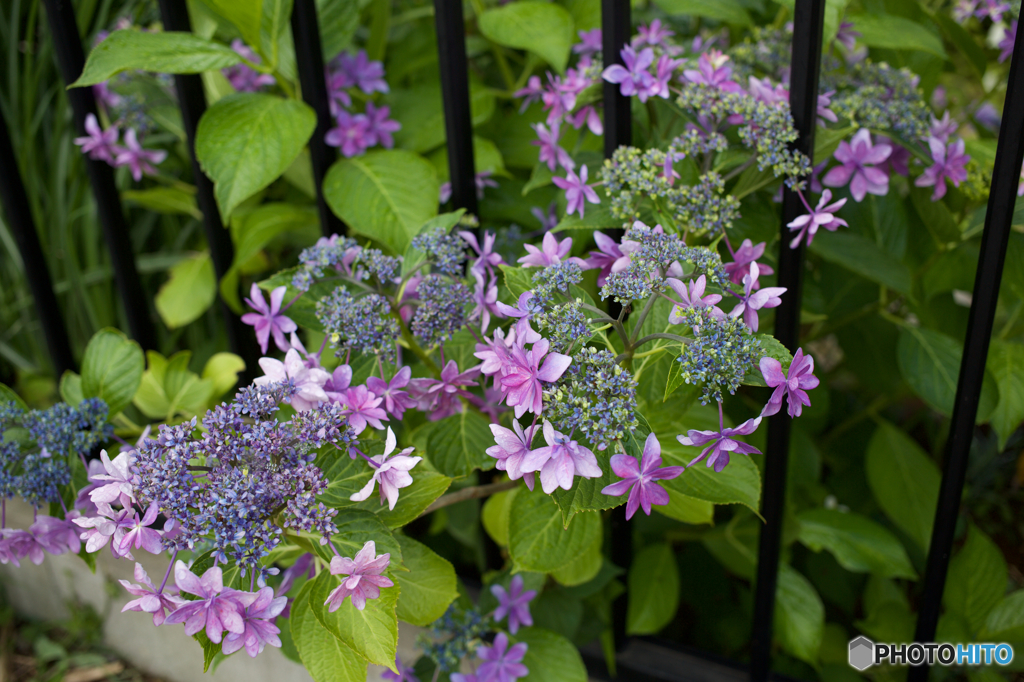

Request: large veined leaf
left=318, top=0, right=360, bottom=59
left=797, top=509, right=916, bottom=579
left=809, top=231, right=912, bottom=294
left=352, top=469, right=452, bottom=528
left=80, top=329, right=144, bottom=417
left=155, top=251, right=217, bottom=328
left=515, top=628, right=588, bottom=682
left=122, top=186, right=201, bottom=219
left=944, top=524, right=1007, bottom=634
left=307, top=572, right=399, bottom=671
left=195, top=93, right=316, bottom=219
left=290, top=582, right=367, bottom=682
left=849, top=13, right=947, bottom=59
left=550, top=528, right=602, bottom=586
left=422, top=409, right=495, bottom=478
left=987, top=341, right=1024, bottom=449
left=509, top=488, right=601, bottom=573
left=71, top=30, right=242, bottom=87
left=626, top=543, right=680, bottom=635
left=481, top=487, right=519, bottom=547
left=981, top=591, right=1024, bottom=641
left=774, top=564, right=825, bottom=666
left=478, top=2, right=575, bottom=73
left=323, top=150, right=439, bottom=255
left=865, top=420, right=940, bottom=552
left=653, top=0, right=751, bottom=25
left=662, top=439, right=762, bottom=513
left=259, top=0, right=293, bottom=69
left=897, top=326, right=999, bottom=421
left=394, top=535, right=458, bottom=626
left=132, top=351, right=214, bottom=420
left=200, top=0, right=262, bottom=47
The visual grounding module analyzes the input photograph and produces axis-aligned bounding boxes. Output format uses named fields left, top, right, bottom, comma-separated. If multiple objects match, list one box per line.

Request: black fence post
left=433, top=0, right=478, bottom=215
left=156, top=0, right=260, bottom=375
left=40, top=0, right=156, bottom=350
left=750, top=2, right=826, bottom=680
left=602, top=0, right=632, bottom=654
left=0, top=109, right=76, bottom=378
left=292, top=0, right=346, bottom=237
left=907, top=35, right=1024, bottom=682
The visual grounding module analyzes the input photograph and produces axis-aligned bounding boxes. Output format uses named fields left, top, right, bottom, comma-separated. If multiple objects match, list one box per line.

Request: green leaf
left=353, top=469, right=452, bottom=528
left=290, top=582, right=367, bottom=682
left=319, top=451, right=375, bottom=507
left=390, top=82, right=495, bottom=154
left=930, top=12, right=986, bottom=76
left=58, top=373, right=84, bottom=405
left=422, top=409, right=495, bottom=478
left=394, top=535, right=458, bottom=626
left=909, top=186, right=961, bottom=244
left=133, top=351, right=214, bottom=419
left=478, top=2, right=575, bottom=73
left=259, top=0, right=293, bottom=69
left=0, top=383, right=27, bottom=412
left=796, top=509, right=916, bottom=579
left=222, top=202, right=318, bottom=310
left=516, top=628, right=588, bottom=682
left=662, top=439, right=761, bottom=513
left=195, top=93, right=316, bottom=219
left=897, top=326, right=999, bottom=421
left=523, top=163, right=554, bottom=196
left=430, top=136, right=508, bottom=181
left=865, top=420, right=940, bottom=552
left=849, top=14, right=947, bottom=59
left=201, top=0, right=262, bottom=47
left=509, top=488, right=601, bottom=573
left=652, top=0, right=751, bottom=24
left=626, top=543, right=680, bottom=635
left=317, top=0, right=360, bottom=59
left=71, top=30, right=243, bottom=87
left=500, top=264, right=534, bottom=300
left=202, top=352, right=245, bottom=397
left=981, top=590, right=1024, bottom=642
left=324, top=150, right=439, bottom=255
left=321, top=510, right=403, bottom=567
left=987, top=341, right=1024, bottom=449
left=123, top=186, right=201, bottom=219
left=809, top=231, right=912, bottom=294
left=944, top=524, right=1007, bottom=634
left=80, top=329, right=144, bottom=417
left=774, top=564, right=825, bottom=666
left=482, top=486, right=519, bottom=547
left=742, top=334, right=793, bottom=387
left=307, top=571, right=399, bottom=670
left=550, top=527, right=603, bottom=586
left=657, top=492, right=714, bottom=525
left=553, top=202, right=622, bottom=231
left=155, top=251, right=217, bottom=329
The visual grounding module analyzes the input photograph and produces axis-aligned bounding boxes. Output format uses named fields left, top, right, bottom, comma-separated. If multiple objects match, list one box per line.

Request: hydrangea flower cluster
left=324, top=49, right=402, bottom=157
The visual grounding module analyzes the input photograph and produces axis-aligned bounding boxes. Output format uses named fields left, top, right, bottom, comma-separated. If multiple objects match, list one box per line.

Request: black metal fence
left=1, top=0, right=1023, bottom=680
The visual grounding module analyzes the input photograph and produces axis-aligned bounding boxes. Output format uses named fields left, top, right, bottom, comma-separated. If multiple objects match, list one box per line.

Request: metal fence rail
left=0, top=2, right=1021, bottom=680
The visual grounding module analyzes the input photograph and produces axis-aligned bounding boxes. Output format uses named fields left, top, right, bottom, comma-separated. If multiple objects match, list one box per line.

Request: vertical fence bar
left=433, top=0, right=478, bottom=215
left=749, top=2, right=826, bottom=680
left=0, top=110, right=76, bottom=378
left=40, top=0, right=156, bottom=350
left=292, top=0, right=346, bottom=237
left=602, top=0, right=632, bottom=653
left=601, top=0, right=631, bottom=156
left=156, top=0, right=259, bottom=373
left=907, top=37, right=1024, bottom=682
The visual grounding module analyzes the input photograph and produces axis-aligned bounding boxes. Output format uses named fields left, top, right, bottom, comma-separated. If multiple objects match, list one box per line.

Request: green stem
left=398, top=316, right=439, bottom=374
left=629, top=293, right=660, bottom=346
left=633, top=332, right=691, bottom=347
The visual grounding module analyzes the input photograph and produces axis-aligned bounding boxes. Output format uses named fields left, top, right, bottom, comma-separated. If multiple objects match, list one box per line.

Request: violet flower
left=477, top=633, right=529, bottom=682
left=822, top=129, right=891, bottom=202
left=729, top=262, right=786, bottom=332
left=586, top=231, right=631, bottom=286
left=601, top=433, right=684, bottom=520
left=382, top=656, right=420, bottom=682
left=338, top=385, right=388, bottom=434
left=553, top=164, right=601, bottom=218
left=349, top=427, right=422, bottom=510
left=636, top=19, right=674, bottom=46
left=683, top=50, right=742, bottom=93
left=975, top=0, right=1011, bottom=22
left=518, top=232, right=580, bottom=268
left=500, top=339, right=572, bottom=419
left=520, top=420, right=602, bottom=494
left=241, top=284, right=297, bottom=354
left=533, top=122, right=575, bottom=172
left=2, top=529, right=45, bottom=566
left=221, top=586, right=287, bottom=657
left=648, top=55, right=682, bottom=100
left=999, top=20, right=1017, bottom=63
left=30, top=514, right=82, bottom=556
left=460, top=230, right=505, bottom=279
left=223, top=40, right=275, bottom=92
left=325, top=540, right=394, bottom=611
left=760, top=348, right=819, bottom=418
left=324, top=364, right=353, bottom=403
left=929, top=112, right=958, bottom=143
left=326, top=111, right=372, bottom=157
left=665, top=275, right=723, bottom=322
left=114, top=129, right=167, bottom=182
left=491, top=574, right=537, bottom=634
left=74, top=502, right=130, bottom=554
left=470, top=270, right=501, bottom=332
left=88, top=448, right=136, bottom=505
left=410, top=360, right=482, bottom=421
left=835, top=20, right=860, bottom=52
left=486, top=420, right=540, bottom=491
left=363, top=102, right=401, bottom=149
left=915, top=137, right=970, bottom=201
left=475, top=327, right=519, bottom=377
left=786, top=189, right=849, bottom=248
left=602, top=46, right=656, bottom=101
left=335, top=50, right=389, bottom=94
left=254, top=349, right=330, bottom=411
left=817, top=91, right=838, bottom=126
left=573, top=28, right=603, bottom=55
left=366, top=366, right=418, bottom=420
left=74, top=113, right=119, bottom=163
left=724, top=239, right=773, bottom=287
left=531, top=202, right=559, bottom=231
left=120, top=562, right=184, bottom=626
left=748, top=77, right=787, bottom=106
left=164, top=562, right=255, bottom=644
left=495, top=292, right=543, bottom=344
left=451, top=675, right=479, bottom=682
left=514, top=75, right=544, bottom=111
left=677, top=405, right=762, bottom=472
left=116, top=502, right=163, bottom=559
left=878, top=137, right=910, bottom=177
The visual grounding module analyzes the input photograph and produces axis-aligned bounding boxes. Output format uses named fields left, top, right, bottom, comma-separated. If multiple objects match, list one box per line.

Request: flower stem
left=628, top=293, right=660, bottom=346
left=159, top=550, right=178, bottom=593
left=418, top=480, right=520, bottom=518
left=632, top=332, right=691, bottom=347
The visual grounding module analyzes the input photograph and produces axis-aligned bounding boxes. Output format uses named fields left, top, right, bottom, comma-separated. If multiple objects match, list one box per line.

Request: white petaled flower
left=350, top=427, right=422, bottom=510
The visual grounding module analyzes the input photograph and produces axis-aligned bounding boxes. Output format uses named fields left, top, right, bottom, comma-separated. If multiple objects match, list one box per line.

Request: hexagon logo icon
left=849, top=636, right=875, bottom=671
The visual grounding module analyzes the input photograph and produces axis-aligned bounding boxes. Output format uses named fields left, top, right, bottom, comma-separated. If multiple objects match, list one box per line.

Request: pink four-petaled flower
left=601, top=433, right=684, bottom=520
left=760, top=348, right=819, bottom=418
left=325, top=540, right=394, bottom=611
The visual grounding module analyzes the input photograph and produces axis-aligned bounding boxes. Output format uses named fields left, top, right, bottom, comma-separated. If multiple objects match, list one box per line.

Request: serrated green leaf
left=482, top=486, right=519, bottom=547
left=656, top=492, right=713, bottom=525
left=515, top=628, right=588, bottom=682
left=809, top=231, right=912, bottom=294
left=394, top=535, right=458, bottom=626
left=987, top=341, right=1024, bottom=449
left=500, top=264, right=535, bottom=300
left=307, top=571, right=399, bottom=670
left=509, top=488, right=601, bottom=573
left=652, top=0, right=751, bottom=24
left=775, top=564, right=825, bottom=666
left=981, top=590, right=1024, bottom=641
left=80, top=329, right=144, bottom=417
left=291, top=581, right=367, bottom=682
left=478, top=2, right=575, bottom=73
left=944, top=524, right=1007, bottom=634
left=155, top=251, right=217, bottom=329
left=797, top=509, right=916, bottom=579
left=849, top=13, right=947, bottom=59
left=123, top=186, right=201, bottom=219
left=423, top=409, right=495, bottom=478
left=550, top=524, right=602, bottom=586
